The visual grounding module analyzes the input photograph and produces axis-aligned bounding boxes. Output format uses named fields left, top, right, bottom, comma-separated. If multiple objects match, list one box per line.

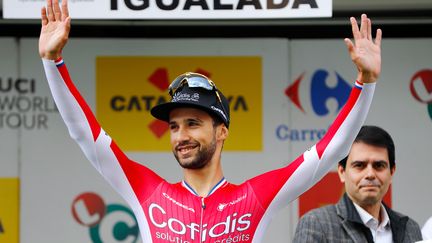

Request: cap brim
left=151, top=101, right=219, bottom=123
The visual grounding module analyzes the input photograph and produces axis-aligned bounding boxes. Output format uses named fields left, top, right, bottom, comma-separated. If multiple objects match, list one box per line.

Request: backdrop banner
left=2, top=0, right=331, bottom=19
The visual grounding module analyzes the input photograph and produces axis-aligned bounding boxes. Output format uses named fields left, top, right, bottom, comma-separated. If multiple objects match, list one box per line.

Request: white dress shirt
left=354, top=202, right=393, bottom=243
left=423, top=216, right=432, bottom=240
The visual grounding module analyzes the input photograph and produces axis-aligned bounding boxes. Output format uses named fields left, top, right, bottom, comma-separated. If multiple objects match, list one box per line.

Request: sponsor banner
left=3, top=0, right=331, bottom=19
left=96, top=56, right=262, bottom=151
left=0, top=178, right=19, bottom=243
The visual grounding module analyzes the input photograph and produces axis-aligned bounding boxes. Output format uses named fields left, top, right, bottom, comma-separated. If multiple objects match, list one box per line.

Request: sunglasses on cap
left=168, top=72, right=229, bottom=123
left=169, top=72, right=217, bottom=95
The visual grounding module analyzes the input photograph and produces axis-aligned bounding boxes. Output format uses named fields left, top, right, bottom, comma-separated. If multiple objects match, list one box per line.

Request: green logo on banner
left=72, top=192, right=140, bottom=242
left=428, top=103, right=432, bottom=119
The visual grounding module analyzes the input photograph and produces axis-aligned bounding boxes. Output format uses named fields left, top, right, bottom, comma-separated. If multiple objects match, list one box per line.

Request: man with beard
left=40, top=0, right=382, bottom=241
left=293, top=126, right=423, bottom=243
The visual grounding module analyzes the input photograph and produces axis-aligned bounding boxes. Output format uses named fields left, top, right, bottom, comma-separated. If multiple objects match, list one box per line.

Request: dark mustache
left=175, top=141, right=199, bottom=150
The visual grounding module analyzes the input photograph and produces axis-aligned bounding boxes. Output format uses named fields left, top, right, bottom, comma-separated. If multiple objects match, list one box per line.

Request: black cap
left=151, top=85, right=230, bottom=128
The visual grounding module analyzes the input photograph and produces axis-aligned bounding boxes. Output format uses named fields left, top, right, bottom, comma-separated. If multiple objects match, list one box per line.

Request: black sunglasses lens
left=168, top=73, right=216, bottom=97
left=170, top=75, right=193, bottom=97
left=169, top=75, right=185, bottom=92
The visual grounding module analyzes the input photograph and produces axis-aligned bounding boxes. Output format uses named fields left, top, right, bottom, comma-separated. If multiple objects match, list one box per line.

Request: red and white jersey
left=43, top=58, right=375, bottom=243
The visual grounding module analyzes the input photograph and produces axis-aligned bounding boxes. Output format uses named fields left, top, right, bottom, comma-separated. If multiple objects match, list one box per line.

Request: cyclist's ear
left=217, top=124, right=229, bottom=142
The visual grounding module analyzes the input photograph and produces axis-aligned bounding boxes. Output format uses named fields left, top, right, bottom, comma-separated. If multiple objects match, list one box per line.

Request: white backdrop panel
left=0, top=38, right=19, bottom=178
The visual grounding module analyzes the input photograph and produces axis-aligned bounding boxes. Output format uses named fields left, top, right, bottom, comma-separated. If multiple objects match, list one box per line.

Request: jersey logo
left=149, top=203, right=252, bottom=242
left=163, top=192, right=195, bottom=213
left=216, top=193, right=247, bottom=212
left=217, top=203, right=228, bottom=212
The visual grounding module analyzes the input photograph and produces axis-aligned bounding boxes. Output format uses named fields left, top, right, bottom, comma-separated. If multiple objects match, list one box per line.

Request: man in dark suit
left=293, top=125, right=423, bottom=243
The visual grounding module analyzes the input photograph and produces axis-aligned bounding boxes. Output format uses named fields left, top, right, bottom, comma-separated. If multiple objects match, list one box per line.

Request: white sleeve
left=42, top=58, right=162, bottom=209
left=280, top=82, right=375, bottom=204
left=250, top=82, right=375, bottom=240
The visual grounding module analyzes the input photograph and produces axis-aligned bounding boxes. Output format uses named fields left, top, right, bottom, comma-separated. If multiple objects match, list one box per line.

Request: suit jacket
left=293, top=194, right=423, bottom=243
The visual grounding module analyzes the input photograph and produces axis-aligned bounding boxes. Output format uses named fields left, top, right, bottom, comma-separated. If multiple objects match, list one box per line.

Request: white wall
left=0, top=37, right=430, bottom=242
left=0, top=37, right=19, bottom=178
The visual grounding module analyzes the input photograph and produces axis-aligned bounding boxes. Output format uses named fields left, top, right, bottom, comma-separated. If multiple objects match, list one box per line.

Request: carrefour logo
left=71, top=192, right=140, bottom=243
left=285, top=70, right=351, bottom=116
left=277, top=69, right=351, bottom=142
left=409, top=69, right=432, bottom=121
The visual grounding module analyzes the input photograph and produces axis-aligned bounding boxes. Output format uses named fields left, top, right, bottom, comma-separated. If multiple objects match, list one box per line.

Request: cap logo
left=211, top=105, right=227, bottom=121
left=172, top=92, right=200, bottom=102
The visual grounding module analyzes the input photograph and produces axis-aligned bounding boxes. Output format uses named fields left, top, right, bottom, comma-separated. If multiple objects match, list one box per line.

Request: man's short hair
left=338, top=125, right=395, bottom=170
left=209, top=111, right=224, bottom=128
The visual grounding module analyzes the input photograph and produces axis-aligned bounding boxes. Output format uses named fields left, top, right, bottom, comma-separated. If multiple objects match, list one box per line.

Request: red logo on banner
left=410, top=69, right=432, bottom=104
left=409, top=69, right=432, bottom=121
left=71, top=192, right=106, bottom=227
left=298, top=172, right=392, bottom=217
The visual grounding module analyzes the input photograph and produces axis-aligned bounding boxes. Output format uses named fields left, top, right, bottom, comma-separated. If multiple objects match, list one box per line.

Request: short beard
left=174, top=137, right=217, bottom=170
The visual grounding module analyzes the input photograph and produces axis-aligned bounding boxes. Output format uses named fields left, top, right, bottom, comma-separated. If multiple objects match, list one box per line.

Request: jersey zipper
left=199, top=197, right=206, bottom=242
left=201, top=197, right=206, bottom=209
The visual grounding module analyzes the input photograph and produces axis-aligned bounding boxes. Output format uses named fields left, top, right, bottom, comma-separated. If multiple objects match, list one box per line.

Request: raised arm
left=39, top=0, right=70, bottom=60
left=248, top=14, right=381, bottom=214
left=39, top=0, right=163, bottom=208
left=345, top=13, right=382, bottom=84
